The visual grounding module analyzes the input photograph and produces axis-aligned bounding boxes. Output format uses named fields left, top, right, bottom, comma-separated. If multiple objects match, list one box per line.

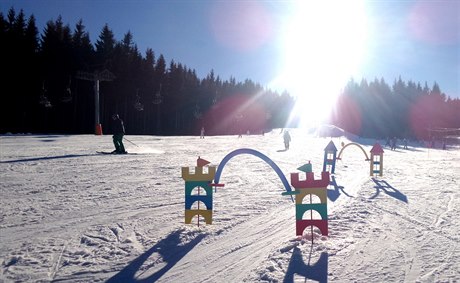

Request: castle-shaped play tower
left=370, top=143, right=384, bottom=176
left=323, top=140, right=337, bottom=174
left=181, top=157, right=216, bottom=225
left=288, top=162, right=330, bottom=236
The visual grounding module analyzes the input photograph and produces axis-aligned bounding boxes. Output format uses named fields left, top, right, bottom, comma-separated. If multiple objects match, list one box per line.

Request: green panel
left=185, top=181, right=213, bottom=196
left=296, top=203, right=327, bottom=220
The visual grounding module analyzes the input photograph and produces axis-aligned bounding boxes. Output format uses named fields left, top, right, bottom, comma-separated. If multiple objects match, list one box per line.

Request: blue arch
left=214, top=148, right=293, bottom=195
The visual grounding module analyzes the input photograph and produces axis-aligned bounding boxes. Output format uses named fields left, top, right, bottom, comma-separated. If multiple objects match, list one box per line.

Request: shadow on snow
left=327, top=175, right=353, bottom=202
left=283, top=244, right=328, bottom=283
left=106, top=229, right=206, bottom=283
left=371, top=178, right=408, bottom=203
left=0, top=153, right=104, bottom=163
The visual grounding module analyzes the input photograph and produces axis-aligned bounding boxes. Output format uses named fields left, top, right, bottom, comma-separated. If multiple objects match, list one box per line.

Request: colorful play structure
left=323, top=141, right=337, bottom=174
left=369, top=143, right=384, bottom=176
left=182, top=157, right=218, bottom=225
left=181, top=148, right=327, bottom=237
left=181, top=140, right=384, bottom=237
left=283, top=162, right=330, bottom=236
left=337, top=142, right=370, bottom=161
left=329, top=141, right=384, bottom=177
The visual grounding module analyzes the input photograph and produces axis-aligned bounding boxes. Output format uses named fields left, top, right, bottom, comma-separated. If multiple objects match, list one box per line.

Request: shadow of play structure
left=328, top=175, right=353, bottom=202
left=371, top=178, right=408, bottom=203
left=106, top=229, right=206, bottom=283
left=181, top=141, right=385, bottom=238
left=284, top=246, right=328, bottom=283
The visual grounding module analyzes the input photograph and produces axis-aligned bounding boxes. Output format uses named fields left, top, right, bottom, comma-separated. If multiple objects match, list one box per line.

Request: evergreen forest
left=1, top=8, right=459, bottom=140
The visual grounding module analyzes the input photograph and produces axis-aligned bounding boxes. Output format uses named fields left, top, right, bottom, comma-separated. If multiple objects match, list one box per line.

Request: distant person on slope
left=111, top=114, right=127, bottom=154
left=283, top=130, right=291, bottom=150
left=385, top=137, right=391, bottom=148
left=200, top=126, right=205, bottom=139
left=391, top=137, right=397, bottom=151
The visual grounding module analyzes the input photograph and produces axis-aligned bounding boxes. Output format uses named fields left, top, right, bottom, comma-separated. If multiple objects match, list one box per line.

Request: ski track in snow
left=0, top=132, right=459, bottom=282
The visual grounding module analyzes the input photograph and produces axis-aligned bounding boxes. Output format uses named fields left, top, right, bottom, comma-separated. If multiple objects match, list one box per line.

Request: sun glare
left=272, top=1, right=368, bottom=128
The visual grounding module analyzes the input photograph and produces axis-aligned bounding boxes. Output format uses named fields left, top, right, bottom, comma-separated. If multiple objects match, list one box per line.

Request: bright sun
left=271, top=0, right=369, bottom=128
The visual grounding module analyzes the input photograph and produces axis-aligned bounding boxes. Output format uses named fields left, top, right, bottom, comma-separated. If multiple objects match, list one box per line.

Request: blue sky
left=1, top=0, right=459, bottom=101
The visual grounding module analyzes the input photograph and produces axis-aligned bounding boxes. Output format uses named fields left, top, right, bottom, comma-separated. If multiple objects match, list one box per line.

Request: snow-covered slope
left=1, top=130, right=459, bottom=282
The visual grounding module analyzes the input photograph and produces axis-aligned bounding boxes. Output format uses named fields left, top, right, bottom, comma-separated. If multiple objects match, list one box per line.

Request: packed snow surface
left=1, top=130, right=459, bottom=282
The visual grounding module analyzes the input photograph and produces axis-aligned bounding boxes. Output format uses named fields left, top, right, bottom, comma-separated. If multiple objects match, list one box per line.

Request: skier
left=385, top=137, right=391, bottom=148
left=391, top=137, right=397, bottom=151
left=111, top=114, right=127, bottom=154
left=283, top=130, right=291, bottom=150
left=200, top=127, right=205, bottom=139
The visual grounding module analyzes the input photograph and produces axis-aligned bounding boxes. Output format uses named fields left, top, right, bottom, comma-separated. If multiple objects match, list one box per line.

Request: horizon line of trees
left=330, top=77, right=460, bottom=140
left=1, top=7, right=459, bottom=139
left=0, top=7, right=294, bottom=136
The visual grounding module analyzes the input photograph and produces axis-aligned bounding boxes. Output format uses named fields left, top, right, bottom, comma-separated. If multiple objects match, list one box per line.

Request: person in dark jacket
left=283, top=130, right=291, bottom=150
left=111, top=114, right=127, bottom=154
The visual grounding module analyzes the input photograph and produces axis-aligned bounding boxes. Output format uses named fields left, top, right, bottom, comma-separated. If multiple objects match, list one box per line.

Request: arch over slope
left=337, top=143, right=370, bottom=161
left=214, top=148, right=292, bottom=194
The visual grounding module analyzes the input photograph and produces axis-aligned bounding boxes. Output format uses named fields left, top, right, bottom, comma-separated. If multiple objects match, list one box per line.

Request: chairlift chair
left=61, top=87, right=72, bottom=103
left=194, top=104, right=202, bottom=119
left=39, top=82, right=52, bottom=108
left=152, top=84, right=163, bottom=105
left=134, top=89, right=144, bottom=111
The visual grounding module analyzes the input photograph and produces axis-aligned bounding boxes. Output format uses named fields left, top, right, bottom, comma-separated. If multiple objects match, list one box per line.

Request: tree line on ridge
left=1, top=7, right=459, bottom=140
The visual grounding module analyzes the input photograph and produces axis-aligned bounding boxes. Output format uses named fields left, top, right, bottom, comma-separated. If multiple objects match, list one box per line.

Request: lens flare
left=209, top=1, right=273, bottom=52
left=408, top=1, right=460, bottom=45
left=272, top=0, right=369, bottom=128
left=197, top=94, right=268, bottom=135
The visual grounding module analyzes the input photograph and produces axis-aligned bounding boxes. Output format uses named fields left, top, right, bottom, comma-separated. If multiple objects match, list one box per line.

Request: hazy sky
left=1, top=0, right=459, bottom=101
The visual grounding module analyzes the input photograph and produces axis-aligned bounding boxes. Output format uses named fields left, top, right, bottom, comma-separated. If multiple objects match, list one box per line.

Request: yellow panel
left=295, top=188, right=327, bottom=204
left=185, top=209, right=213, bottom=224
left=182, top=166, right=216, bottom=181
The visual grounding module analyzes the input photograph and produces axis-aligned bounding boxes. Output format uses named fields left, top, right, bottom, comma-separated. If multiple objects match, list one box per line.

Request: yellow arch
left=296, top=189, right=327, bottom=204
left=185, top=210, right=213, bottom=224
left=337, top=143, right=370, bottom=161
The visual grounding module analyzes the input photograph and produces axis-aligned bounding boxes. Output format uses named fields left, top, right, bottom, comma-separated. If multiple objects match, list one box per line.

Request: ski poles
left=124, top=137, right=140, bottom=147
